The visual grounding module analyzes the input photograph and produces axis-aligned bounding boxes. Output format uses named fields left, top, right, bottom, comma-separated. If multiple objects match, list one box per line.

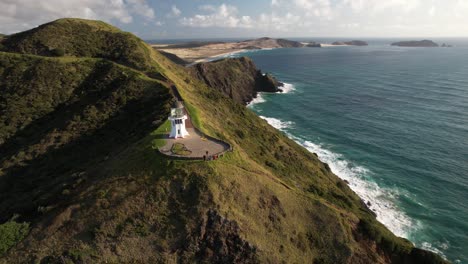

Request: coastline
left=246, top=78, right=416, bottom=241
left=188, top=49, right=248, bottom=65
left=155, top=43, right=354, bottom=66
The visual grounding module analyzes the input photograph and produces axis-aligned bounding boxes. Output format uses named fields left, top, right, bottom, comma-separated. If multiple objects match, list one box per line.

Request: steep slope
left=190, top=57, right=282, bottom=104
left=0, top=19, right=446, bottom=264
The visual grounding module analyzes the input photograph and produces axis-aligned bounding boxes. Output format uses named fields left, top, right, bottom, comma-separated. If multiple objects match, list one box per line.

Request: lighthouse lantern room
left=168, top=101, right=189, bottom=138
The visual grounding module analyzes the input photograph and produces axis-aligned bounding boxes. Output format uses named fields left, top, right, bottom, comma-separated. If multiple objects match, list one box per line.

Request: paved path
left=159, top=96, right=230, bottom=158
left=160, top=128, right=229, bottom=158
left=160, top=85, right=230, bottom=159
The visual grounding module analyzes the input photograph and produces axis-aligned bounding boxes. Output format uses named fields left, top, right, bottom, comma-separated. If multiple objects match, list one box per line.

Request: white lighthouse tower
left=168, top=101, right=189, bottom=138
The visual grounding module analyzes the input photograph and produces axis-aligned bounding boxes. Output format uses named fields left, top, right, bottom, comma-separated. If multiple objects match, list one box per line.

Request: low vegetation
left=171, top=143, right=192, bottom=156
left=0, top=220, right=29, bottom=255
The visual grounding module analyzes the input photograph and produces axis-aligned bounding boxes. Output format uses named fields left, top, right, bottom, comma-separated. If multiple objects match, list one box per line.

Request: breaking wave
left=260, top=115, right=417, bottom=239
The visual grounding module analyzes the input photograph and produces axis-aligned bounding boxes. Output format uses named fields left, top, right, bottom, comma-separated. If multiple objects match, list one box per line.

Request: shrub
left=0, top=220, right=30, bottom=255
left=51, top=48, right=65, bottom=57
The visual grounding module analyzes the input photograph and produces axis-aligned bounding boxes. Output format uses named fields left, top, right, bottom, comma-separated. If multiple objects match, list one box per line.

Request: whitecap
left=259, top=116, right=294, bottom=130
left=280, top=82, right=295, bottom=93
left=259, top=116, right=417, bottom=239
left=299, top=140, right=416, bottom=238
left=421, top=242, right=448, bottom=260
left=247, top=93, right=266, bottom=107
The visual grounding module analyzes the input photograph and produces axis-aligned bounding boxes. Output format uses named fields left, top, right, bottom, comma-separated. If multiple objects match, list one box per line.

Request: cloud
left=342, top=0, right=421, bottom=13
left=167, top=5, right=181, bottom=18
left=180, top=4, right=253, bottom=28
left=0, top=0, right=156, bottom=34
left=428, top=5, right=436, bottom=16
left=127, top=0, right=155, bottom=20
left=294, top=0, right=333, bottom=19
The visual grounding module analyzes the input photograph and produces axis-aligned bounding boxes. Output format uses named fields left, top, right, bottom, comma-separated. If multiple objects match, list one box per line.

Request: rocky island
left=305, top=41, right=322, bottom=47
left=0, top=18, right=447, bottom=263
left=391, top=40, right=439, bottom=47
left=332, top=40, right=369, bottom=46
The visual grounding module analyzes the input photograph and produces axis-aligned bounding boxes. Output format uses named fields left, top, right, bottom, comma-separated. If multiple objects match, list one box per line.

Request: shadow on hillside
left=0, top=79, right=171, bottom=224
left=0, top=61, right=123, bottom=157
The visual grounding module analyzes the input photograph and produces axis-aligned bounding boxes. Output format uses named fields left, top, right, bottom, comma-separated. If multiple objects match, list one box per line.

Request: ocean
left=229, top=40, right=468, bottom=263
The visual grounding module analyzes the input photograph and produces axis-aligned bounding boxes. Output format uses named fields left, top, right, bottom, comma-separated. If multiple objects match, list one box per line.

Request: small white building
left=168, top=101, right=189, bottom=138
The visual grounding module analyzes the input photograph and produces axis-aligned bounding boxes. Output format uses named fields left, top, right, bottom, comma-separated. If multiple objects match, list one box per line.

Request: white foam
left=259, top=116, right=294, bottom=130
left=260, top=115, right=417, bottom=239
left=280, top=82, right=295, bottom=93
left=247, top=93, right=266, bottom=107
left=299, top=140, right=416, bottom=238
left=421, top=242, right=448, bottom=260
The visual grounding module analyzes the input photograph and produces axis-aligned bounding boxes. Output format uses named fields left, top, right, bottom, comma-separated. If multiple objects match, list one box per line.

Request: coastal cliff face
left=0, top=18, right=447, bottom=264
left=190, top=57, right=282, bottom=105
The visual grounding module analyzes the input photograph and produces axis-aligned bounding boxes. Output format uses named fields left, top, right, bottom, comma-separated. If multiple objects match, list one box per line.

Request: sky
left=1, top=0, right=468, bottom=39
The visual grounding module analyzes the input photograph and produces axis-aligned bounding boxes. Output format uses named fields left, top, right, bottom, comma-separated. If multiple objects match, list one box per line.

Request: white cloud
left=296, top=0, right=333, bottom=19
left=0, top=0, right=156, bottom=34
left=428, top=5, right=436, bottom=16
left=167, top=5, right=181, bottom=18
left=180, top=4, right=253, bottom=28
left=342, top=0, right=421, bottom=13
left=127, top=0, right=155, bottom=20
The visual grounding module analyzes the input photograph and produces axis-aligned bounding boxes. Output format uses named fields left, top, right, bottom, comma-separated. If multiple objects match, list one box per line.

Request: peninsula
left=153, top=37, right=303, bottom=64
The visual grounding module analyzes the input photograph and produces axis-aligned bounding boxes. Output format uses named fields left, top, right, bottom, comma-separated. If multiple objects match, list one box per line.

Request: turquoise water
left=233, top=43, right=468, bottom=263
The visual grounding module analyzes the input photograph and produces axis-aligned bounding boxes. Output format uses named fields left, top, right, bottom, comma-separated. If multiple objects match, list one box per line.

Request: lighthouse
left=168, top=101, right=189, bottom=138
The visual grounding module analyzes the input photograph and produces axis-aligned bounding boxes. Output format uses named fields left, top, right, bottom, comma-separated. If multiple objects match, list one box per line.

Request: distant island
left=305, top=42, right=321, bottom=47
left=391, top=40, right=439, bottom=47
left=332, top=40, right=368, bottom=46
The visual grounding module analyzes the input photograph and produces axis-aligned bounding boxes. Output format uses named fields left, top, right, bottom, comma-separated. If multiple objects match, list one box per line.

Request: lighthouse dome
left=172, top=101, right=184, bottom=109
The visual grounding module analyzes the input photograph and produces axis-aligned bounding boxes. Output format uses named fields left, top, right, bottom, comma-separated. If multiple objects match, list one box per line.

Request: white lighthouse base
left=169, top=115, right=189, bottom=138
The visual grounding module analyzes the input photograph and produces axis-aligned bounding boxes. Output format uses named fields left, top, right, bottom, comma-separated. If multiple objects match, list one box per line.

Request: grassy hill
left=0, top=19, right=446, bottom=263
left=0, top=18, right=163, bottom=77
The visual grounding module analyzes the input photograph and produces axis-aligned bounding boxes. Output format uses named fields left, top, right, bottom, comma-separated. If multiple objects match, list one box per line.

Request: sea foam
left=259, top=116, right=294, bottom=130
left=260, top=115, right=417, bottom=239
left=247, top=93, right=266, bottom=106
left=280, top=82, right=295, bottom=93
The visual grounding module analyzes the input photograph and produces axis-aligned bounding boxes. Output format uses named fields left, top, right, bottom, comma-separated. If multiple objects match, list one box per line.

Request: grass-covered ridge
left=0, top=18, right=161, bottom=75
left=0, top=18, right=446, bottom=263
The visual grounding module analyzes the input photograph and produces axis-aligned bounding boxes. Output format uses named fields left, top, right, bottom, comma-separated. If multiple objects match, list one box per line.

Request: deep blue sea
left=227, top=39, right=468, bottom=263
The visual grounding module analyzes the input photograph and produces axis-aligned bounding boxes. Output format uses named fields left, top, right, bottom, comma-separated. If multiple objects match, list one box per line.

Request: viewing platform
left=158, top=86, right=231, bottom=160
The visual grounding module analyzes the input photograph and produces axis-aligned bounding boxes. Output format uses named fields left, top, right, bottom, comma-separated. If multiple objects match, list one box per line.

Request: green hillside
left=0, top=18, right=162, bottom=76
left=0, top=19, right=446, bottom=263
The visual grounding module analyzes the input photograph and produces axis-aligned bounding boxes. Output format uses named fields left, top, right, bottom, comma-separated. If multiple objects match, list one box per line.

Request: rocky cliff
left=190, top=57, right=282, bottom=105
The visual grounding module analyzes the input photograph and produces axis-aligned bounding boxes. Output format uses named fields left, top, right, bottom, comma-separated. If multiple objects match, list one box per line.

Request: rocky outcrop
left=190, top=57, right=283, bottom=105
left=238, top=37, right=303, bottom=49
left=391, top=40, right=439, bottom=47
left=332, top=40, right=368, bottom=46
left=306, top=42, right=322, bottom=47
left=346, top=40, right=368, bottom=46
